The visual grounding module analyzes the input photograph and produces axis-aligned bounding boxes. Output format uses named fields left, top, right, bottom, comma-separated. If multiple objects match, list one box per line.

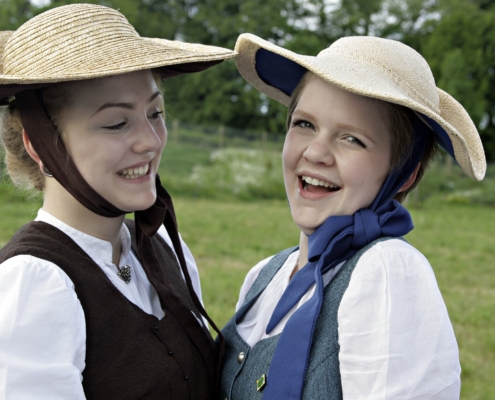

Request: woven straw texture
left=0, top=31, right=13, bottom=74
left=235, top=33, right=486, bottom=181
left=0, top=4, right=234, bottom=84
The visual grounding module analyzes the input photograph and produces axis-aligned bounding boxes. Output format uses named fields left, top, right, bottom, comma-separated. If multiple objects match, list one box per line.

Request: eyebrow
left=91, top=91, right=162, bottom=116
left=335, top=123, right=370, bottom=138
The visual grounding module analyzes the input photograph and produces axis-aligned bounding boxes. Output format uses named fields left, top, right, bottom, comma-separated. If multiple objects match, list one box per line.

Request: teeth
left=302, top=175, right=339, bottom=189
left=118, top=164, right=149, bottom=179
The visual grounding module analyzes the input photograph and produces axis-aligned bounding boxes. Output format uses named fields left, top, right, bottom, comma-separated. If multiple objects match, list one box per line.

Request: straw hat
left=235, top=33, right=486, bottom=181
left=0, top=3, right=235, bottom=98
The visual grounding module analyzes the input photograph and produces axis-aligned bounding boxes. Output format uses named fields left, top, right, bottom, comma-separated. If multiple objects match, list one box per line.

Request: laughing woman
left=0, top=4, right=234, bottom=399
left=219, top=35, right=486, bottom=399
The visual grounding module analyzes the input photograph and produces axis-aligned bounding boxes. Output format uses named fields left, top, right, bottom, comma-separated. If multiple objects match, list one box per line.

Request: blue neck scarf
left=262, top=118, right=429, bottom=399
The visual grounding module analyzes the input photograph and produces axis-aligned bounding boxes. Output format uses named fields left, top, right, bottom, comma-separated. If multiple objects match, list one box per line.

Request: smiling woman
left=0, top=4, right=234, bottom=399
left=217, top=34, right=487, bottom=400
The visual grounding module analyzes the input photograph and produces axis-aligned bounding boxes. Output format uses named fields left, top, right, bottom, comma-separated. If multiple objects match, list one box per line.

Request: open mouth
left=118, top=163, right=150, bottom=179
left=301, top=175, right=340, bottom=194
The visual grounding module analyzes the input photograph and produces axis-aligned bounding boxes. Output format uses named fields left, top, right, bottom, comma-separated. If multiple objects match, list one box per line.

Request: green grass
left=159, top=140, right=212, bottom=178
left=407, top=204, right=495, bottom=398
left=0, top=180, right=41, bottom=247
left=1, top=182, right=494, bottom=397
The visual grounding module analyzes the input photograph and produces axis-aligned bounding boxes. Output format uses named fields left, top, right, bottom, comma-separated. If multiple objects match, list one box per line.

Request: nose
left=302, top=133, right=335, bottom=166
left=133, top=118, right=166, bottom=153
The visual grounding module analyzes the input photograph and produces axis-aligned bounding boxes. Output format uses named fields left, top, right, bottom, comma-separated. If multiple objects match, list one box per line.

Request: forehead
left=299, top=75, right=377, bottom=108
left=296, top=75, right=390, bottom=130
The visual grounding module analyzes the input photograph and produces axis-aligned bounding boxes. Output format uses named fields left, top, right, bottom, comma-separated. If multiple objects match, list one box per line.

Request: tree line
left=1, top=0, right=494, bottom=160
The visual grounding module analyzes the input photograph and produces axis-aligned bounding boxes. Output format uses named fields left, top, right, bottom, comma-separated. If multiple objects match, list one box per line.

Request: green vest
left=219, top=238, right=394, bottom=400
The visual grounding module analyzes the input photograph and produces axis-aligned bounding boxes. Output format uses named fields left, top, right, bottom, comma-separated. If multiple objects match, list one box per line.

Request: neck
left=291, top=231, right=309, bottom=278
left=43, top=180, right=125, bottom=265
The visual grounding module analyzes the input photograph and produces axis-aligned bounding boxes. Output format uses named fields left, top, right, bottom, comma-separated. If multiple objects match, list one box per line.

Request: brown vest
left=0, top=220, right=216, bottom=400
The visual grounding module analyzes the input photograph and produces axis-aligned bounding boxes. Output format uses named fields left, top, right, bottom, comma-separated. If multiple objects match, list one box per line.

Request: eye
left=291, top=119, right=314, bottom=130
left=103, top=121, right=127, bottom=130
left=149, top=110, right=164, bottom=120
left=343, top=135, right=366, bottom=148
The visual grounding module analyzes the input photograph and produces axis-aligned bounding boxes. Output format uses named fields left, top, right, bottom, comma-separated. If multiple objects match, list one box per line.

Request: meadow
left=1, top=128, right=494, bottom=398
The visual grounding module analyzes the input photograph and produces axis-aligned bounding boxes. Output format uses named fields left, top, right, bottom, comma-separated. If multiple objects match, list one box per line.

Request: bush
left=412, top=160, right=495, bottom=207
left=186, top=148, right=286, bottom=200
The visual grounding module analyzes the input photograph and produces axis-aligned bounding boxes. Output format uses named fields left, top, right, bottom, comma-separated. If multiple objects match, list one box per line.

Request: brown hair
left=1, top=72, right=165, bottom=193
left=286, top=72, right=438, bottom=203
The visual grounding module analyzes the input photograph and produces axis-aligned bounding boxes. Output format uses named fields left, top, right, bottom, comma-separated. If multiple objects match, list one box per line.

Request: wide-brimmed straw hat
left=235, top=33, right=486, bottom=181
left=0, top=3, right=235, bottom=99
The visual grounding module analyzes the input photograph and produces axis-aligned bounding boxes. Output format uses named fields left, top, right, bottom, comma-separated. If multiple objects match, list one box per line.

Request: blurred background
left=1, top=0, right=494, bottom=397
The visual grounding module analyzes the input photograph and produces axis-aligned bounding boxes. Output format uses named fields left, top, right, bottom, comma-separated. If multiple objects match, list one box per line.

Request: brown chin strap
left=15, top=89, right=224, bottom=394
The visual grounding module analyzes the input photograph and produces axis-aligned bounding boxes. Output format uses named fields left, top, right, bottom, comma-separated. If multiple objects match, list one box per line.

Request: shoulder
left=236, top=249, right=299, bottom=311
left=156, top=224, right=183, bottom=251
left=352, top=238, right=432, bottom=279
left=343, top=238, right=440, bottom=308
left=1, top=254, right=76, bottom=290
left=0, top=254, right=80, bottom=314
left=154, top=224, right=204, bottom=301
left=236, top=255, right=274, bottom=311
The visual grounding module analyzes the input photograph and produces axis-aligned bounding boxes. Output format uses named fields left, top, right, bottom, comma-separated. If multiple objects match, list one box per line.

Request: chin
left=291, top=211, right=324, bottom=236
left=115, top=196, right=157, bottom=213
left=294, top=218, right=319, bottom=236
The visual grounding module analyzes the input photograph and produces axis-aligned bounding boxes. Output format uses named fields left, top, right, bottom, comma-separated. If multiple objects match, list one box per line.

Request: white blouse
left=236, top=239, right=461, bottom=399
left=0, top=209, right=203, bottom=400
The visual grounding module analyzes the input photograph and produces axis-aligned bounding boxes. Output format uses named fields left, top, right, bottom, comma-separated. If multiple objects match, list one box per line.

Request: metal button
left=237, top=352, right=245, bottom=363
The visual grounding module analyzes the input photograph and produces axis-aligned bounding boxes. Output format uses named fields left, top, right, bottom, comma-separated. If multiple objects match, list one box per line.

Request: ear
left=397, top=163, right=421, bottom=193
left=22, top=129, right=42, bottom=165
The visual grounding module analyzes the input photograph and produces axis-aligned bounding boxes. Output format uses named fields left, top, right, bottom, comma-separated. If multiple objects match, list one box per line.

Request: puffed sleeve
left=338, top=239, right=460, bottom=399
left=0, top=255, right=86, bottom=399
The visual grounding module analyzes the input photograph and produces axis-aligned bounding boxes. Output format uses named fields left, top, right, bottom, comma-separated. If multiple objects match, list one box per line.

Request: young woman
left=0, top=4, right=234, bottom=399
left=219, top=34, right=486, bottom=399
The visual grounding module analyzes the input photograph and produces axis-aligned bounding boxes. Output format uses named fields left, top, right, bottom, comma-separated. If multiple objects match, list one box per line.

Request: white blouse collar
left=35, top=209, right=131, bottom=265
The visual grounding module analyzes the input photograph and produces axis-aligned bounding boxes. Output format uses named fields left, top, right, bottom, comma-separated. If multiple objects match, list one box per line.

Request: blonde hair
left=0, top=83, right=70, bottom=192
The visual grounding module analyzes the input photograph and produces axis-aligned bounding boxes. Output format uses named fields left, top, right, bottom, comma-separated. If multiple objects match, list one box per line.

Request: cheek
left=158, top=127, right=167, bottom=151
left=282, top=145, right=296, bottom=187
left=282, top=133, right=302, bottom=171
left=69, top=137, right=124, bottom=178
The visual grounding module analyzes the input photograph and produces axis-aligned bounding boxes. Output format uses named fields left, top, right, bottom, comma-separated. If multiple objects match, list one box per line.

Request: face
left=60, top=70, right=166, bottom=212
left=283, top=75, right=392, bottom=235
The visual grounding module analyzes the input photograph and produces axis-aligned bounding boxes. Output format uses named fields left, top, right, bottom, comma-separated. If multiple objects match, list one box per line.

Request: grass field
left=1, top=177, right=493, bottom=398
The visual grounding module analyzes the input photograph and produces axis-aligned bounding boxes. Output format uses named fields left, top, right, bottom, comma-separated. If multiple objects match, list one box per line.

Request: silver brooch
left=117, top=265, right=132, bottom=283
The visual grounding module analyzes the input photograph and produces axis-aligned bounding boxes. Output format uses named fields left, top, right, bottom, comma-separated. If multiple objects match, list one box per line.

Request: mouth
left=117, top=163, right=150, bottom=180
left=301, top=175, right=340, bottom=194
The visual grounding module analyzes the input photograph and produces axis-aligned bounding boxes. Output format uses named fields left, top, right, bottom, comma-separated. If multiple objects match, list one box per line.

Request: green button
left=256, top=374, right=266, bottom=391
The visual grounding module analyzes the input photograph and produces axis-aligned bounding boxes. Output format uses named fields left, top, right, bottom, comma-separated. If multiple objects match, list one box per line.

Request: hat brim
left=0, top=36, right=232, bottom=87
left=234, top=33, right=486, bottom=181
left=0, top=5, right=235, bottom=100
left=0, top=58, right=224, bottom=104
